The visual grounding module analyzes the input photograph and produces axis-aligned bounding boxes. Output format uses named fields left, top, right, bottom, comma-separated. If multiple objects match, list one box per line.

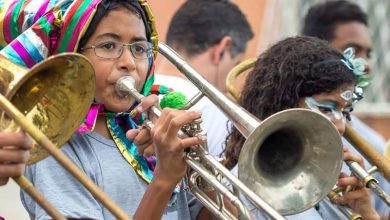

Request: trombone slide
left=0, top=92, right=131, bottom=220
left=12, top=176, right=66, bottom=220
left=346, top=161, right=390, bottom=207
left=344, top=124, right=390, bottom=182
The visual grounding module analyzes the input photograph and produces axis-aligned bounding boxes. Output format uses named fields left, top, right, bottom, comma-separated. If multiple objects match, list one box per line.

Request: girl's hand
left=336, top=147, right=380, bottom=220
left=127, top=127, right=154, bottom=157
left=126, top=94, right=158, bottom=157
left=151, top=108, right=205, bottom=188
left=0, top=132, right=32, bottom=186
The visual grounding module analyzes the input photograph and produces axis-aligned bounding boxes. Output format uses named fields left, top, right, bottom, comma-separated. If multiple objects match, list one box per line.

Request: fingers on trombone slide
left=0, top=132, right=32, bottom=185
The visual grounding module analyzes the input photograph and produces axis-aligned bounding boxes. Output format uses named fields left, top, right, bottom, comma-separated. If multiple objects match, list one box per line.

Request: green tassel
left=160, top=91, right=187, bottom=109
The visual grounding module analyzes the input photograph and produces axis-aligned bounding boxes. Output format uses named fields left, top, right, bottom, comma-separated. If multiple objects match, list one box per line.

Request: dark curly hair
left=302, top=0, right=368, bottom=41
left=223, top=36, right=356, bottom=169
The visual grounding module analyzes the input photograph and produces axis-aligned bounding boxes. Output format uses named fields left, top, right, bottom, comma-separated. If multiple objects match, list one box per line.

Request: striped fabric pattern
left=0, top=0, right=56, bottom=48
left=0, top=0, right=102, bottom=68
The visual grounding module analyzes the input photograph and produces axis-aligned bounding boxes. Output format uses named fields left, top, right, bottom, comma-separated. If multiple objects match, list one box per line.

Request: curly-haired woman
left=224, top=36, right=380, bottom=220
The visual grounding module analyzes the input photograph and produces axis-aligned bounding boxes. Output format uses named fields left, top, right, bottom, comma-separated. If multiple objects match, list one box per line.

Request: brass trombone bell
left=0, top=53, right=95, bottom=164
left=0, top=54, right=132, bottom=219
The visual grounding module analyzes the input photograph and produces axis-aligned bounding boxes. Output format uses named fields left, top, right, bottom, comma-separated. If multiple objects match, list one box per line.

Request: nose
left=117, top=46, right=136, bottom=72
left=332, top=117, right=346, bottom=135
left=364, top=61, right=372, bottom=74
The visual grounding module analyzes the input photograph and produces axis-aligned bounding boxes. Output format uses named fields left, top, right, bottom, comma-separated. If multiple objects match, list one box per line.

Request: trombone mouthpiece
left=115, top=76, right=137, bottom=97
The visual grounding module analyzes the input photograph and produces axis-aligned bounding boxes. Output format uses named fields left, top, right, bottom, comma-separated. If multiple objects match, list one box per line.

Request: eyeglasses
left=81, top=41, right=153, bottom=60
left=305, top=97, right=352, bottom=122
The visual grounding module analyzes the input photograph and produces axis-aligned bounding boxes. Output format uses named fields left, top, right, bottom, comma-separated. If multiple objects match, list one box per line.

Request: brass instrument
left=115, top=42, right=345, bottom=219
left=225, top=57, right=257, bottom=101
left=386, top=139, right=390, bottom=160
left=343, top=125, right=390, bottom=207
left=226, top=57, right=390, bottom=217
left=0, top=54, right=132, bottom=220
left=327, top=188, right=362, bottom=220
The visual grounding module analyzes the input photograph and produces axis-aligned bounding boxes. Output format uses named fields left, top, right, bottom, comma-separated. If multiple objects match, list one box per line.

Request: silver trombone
left=343, top=125, right=390, bottom=207
left=114, top=42, right=345, bottom=219
left=327, top=126, right=390, bottom=220
left=226, top=57, right=390, bottom=219
left=327, top=160, right=389, bottom=220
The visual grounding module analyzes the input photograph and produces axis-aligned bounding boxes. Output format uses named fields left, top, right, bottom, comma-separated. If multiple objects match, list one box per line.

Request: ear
left=211, top=36, right=232, bottom=65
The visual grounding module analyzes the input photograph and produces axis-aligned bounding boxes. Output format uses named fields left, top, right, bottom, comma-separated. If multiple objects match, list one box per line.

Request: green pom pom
left=160, top=91, right=187, bottom=109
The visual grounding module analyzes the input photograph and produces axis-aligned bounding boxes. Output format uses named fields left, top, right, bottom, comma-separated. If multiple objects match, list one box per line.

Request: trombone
left=226, top=57, right=390, bottom=218
left=114, top=42, right=346, bottom=219
left=343, top=125, right=390, bottom=207
left=0, top=53, right=132, bottom=220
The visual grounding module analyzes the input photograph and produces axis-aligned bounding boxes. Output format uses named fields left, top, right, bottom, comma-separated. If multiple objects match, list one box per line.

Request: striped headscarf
left=0, top=0, right=101, bottom=66
left=0, top=0, right=156, bottom=96
left=0, top=0, right=160, bottom=184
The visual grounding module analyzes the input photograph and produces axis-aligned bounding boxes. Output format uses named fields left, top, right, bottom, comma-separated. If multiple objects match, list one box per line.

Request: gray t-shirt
left=21, top=132, right=202, bottom=220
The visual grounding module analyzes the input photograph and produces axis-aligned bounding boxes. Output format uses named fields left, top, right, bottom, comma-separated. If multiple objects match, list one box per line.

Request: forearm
left=133, top=172, right=176, bottom=220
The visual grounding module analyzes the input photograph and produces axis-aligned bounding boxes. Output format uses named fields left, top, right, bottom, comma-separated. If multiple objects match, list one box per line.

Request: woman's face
left=298, top=84, right=355, bottom=135
left=81, top=9, right=150, bottom=112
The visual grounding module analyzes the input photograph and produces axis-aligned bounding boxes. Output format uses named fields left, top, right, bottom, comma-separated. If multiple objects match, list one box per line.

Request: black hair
left=302, top=0, right=368, bottom=41
left=223, top=36, right=356, bottom=169
left=166, top=0, right=253, bottom=57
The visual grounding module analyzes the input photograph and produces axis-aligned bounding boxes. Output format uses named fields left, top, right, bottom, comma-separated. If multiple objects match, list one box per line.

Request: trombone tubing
left=156, top=43, right=287, bottom=219
left=13, top=176, right=66, bottom=220
left=158, top=42, right=260, bottom=138
left=0, top=94, right=132, bottom=220
left=115, top=82, right=285, bottom=220
left=344, top=124, right=390, bottom=182
left=346, top=161, right=390, bottom=207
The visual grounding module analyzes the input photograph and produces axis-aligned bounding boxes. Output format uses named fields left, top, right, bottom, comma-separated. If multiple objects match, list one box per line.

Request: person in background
left=155, top=0, right=253, bottom=157
left=302, top=1, right=389, bottom=216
